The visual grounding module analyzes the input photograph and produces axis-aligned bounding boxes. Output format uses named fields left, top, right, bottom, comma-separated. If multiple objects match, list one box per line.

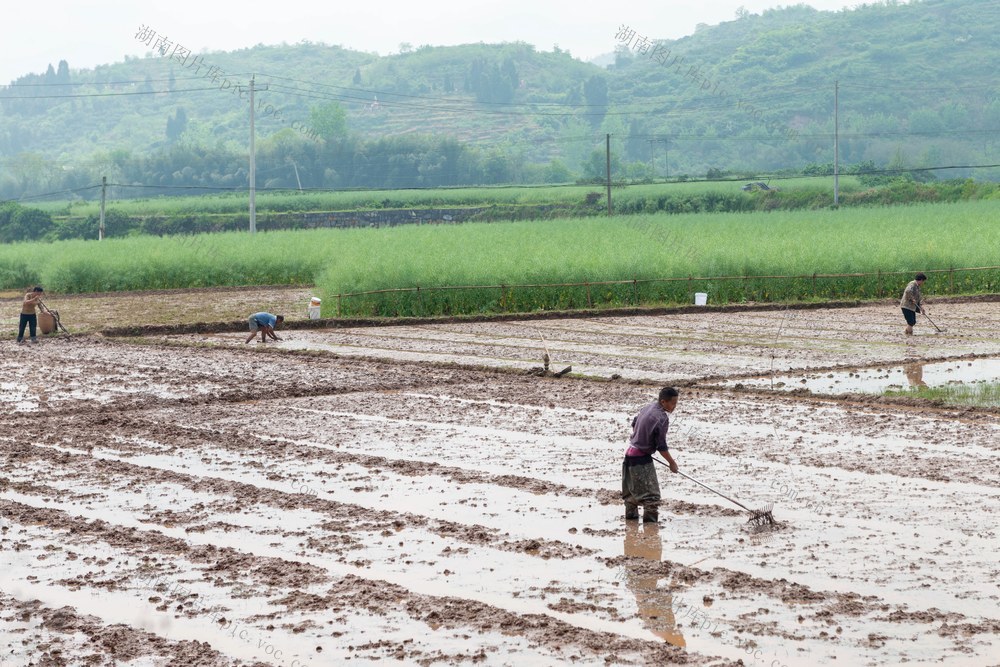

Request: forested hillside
left=0, top=0, right=996, bottom=200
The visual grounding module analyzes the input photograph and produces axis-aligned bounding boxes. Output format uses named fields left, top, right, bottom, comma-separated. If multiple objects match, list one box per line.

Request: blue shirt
left=251, top=312, right=277, bottom=328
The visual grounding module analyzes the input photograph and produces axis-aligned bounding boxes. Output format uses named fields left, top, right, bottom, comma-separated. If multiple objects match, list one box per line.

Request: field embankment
left=26, top=178, right=1000, bottom=240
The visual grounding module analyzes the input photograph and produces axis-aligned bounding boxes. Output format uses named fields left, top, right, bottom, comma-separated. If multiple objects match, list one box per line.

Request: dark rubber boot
left=642, top=510, right=658, bottom=523
left=624, top=503, right=639, bottom=521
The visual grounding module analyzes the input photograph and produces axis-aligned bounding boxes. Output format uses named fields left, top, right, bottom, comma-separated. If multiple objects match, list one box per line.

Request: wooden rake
left=653, top=457, right=776, bottom=528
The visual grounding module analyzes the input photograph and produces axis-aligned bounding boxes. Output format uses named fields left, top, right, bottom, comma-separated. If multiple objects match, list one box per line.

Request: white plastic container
left=694, top=292, right=708, bottom=306
left=308, top=296, right=321, bottom=319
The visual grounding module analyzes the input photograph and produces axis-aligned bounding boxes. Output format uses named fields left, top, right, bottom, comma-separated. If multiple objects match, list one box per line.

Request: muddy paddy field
left=2, top=293, right=999, bottom=666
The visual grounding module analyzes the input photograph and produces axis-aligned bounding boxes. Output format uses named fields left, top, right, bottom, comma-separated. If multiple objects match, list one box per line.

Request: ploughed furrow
left=1, top=500, right=733, bottom=666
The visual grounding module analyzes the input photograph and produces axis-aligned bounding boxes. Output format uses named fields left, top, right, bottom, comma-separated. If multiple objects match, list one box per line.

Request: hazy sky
left=4, top=0, right=867, bottom=84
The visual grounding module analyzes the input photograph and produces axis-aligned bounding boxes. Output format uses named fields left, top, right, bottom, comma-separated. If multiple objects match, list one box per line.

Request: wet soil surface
left=157, top=301, right=1000, bottom=383
left=2, top=299, right=999, bottom=665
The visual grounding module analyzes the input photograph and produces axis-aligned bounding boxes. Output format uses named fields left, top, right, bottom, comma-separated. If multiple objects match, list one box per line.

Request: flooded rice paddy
left=2, top=298, right=999, bottom=665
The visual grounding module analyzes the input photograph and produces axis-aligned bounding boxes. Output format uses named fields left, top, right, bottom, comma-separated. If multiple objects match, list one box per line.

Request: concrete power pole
left=606, top=133, right=612, bottom=216
left=249, top=76, right=257, bottom=234
left=834, top=80, right=840, bottom=206
left=99, top=176, right=106, bottom=240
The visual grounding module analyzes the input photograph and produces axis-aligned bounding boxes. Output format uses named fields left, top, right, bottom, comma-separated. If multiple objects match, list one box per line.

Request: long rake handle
left=922, top=310, right=943, bottom=332
left=651, top=457, right=754, bottom=513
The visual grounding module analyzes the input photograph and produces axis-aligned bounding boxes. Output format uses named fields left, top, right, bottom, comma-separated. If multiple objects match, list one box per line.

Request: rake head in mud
left=745, top=503, right=776, bottom=529
left=658, top=462, right=781, bottom=529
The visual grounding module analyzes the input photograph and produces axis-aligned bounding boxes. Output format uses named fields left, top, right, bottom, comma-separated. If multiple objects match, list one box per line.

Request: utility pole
left=99, top=176, right=106, bottom=240
left=606, top=133, right=612, bottom=216
left=834, top=80, right=839, bottom=206
left=249, top=75, right=257, bottom=233
left=649, top=138, right=669, bottom=179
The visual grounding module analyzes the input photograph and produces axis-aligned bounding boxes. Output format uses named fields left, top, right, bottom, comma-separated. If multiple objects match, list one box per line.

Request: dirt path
left=0, top=286, right=314, bottom=336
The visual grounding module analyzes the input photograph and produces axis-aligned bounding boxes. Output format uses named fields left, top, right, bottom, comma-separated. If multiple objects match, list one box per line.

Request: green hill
left=0, top=0, right=997, bottom=200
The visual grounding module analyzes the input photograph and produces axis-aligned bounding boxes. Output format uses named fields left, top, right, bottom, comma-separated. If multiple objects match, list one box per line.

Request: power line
left=0, top=86, right=227, bottom=100
left=0, top=185, right=101, bottom=205
left=838, top=82, right=998, bottom=93
left=0, top=74, right=255, bottom=89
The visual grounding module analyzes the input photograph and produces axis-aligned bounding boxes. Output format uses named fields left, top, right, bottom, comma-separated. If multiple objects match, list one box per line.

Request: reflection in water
left=622, top=522, right=686, bottom=648
left=31, top=383, right=49, bottom=406
left=904, top=362, right=928, bottom=387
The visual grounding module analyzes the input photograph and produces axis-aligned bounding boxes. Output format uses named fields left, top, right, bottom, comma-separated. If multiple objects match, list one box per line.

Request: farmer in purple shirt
left=623, top=387, right=680, bottom=523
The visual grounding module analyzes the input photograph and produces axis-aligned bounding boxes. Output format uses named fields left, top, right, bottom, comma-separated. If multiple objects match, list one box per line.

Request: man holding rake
left=622, top=387, right=680, bottom=524
left=900, top=272, right=928, bottom=335
left=16, top=286, right=45, bottom=344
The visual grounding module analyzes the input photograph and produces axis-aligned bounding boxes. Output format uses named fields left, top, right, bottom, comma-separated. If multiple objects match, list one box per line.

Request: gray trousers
left=622, top=460, right=661, bottom=517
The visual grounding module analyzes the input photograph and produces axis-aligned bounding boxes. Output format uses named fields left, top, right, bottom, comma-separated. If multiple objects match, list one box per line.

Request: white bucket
left=307, top=305, right=321, bottom=320
left=694, top=292, right=708, bottom=306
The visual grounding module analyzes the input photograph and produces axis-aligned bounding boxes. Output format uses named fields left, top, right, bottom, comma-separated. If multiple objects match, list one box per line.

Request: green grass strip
left=885, top=382, right=1000, bottom=408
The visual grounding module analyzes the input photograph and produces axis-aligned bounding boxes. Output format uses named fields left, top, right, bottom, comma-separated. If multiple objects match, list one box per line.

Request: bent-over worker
left=245, top=312, right=284, bottom=343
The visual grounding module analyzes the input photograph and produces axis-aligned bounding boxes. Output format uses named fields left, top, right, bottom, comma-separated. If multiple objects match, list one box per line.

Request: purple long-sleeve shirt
left=625, top=401, right=670, bottom=458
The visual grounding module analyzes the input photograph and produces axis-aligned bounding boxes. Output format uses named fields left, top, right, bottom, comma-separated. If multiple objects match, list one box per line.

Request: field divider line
left=288, top=320, right=827, bottom=363
left=0, top=493, right=658, bottom=645
left=398, top=391, right=627, bottom=419
left=292, top=334, right=688, bottom=366
left=398, top=322, right=861, bottom=354
left=183, top=336, right=550, bottom=369
left=282, top=405, right=600, bottom=444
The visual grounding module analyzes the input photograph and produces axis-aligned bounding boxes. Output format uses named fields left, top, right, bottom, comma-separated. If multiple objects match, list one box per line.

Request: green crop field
left=2, top=200, right=997, bottom=318
left=316, top=200, right=1000, bottom=316
left=0, top=232, right=329, bottom=294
